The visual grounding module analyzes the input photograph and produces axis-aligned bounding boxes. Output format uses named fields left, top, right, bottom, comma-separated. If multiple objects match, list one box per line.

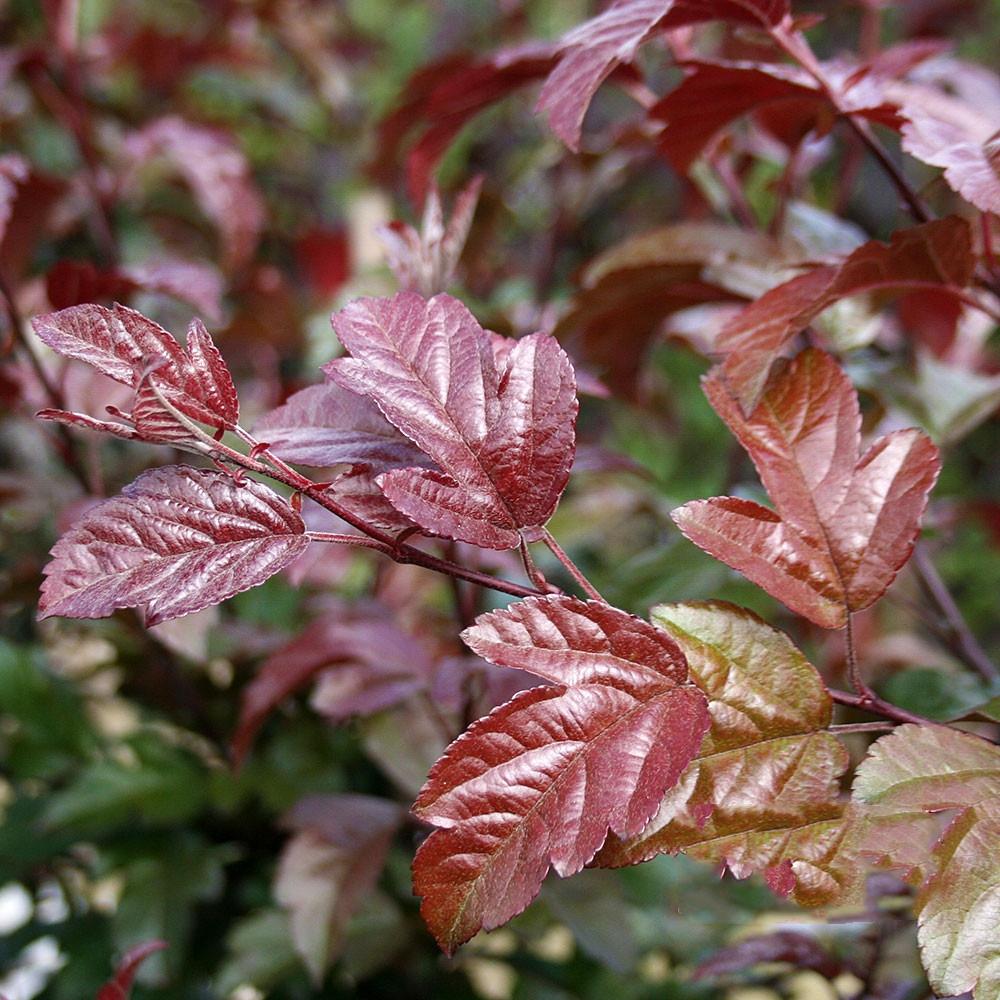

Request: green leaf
left=110, top=832, right=235, bottom=983
left=853, top=725, right=1000, bottom=998
left=43, top=733, right=208, bottom=832
left=0, top=641, right=95, bottom=779
left=597, top=601, right=857, bottom=907
left=216, top=910, right=300, bottom=996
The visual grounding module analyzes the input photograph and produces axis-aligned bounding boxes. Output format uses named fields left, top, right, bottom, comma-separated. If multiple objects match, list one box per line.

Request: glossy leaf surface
left=412, top=595, right=709, bottom=952
left=672, top=350, right=941, bottom=627
left=854, top=726, right=1000, bottom=999
left=597, top=602, right=856, bottom=906
left=326, top=293, right=577, bottom=549
left=39, top=466, right=309, bottom=625
left=33, top=304, right=239, bottom=430
left=254, top=381, right=426, bottom=469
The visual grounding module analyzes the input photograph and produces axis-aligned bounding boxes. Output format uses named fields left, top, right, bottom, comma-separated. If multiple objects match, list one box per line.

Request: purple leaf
left=377, top=175, right=483, bottom=295
left=253, top=381, right=426, bottom=469
left=0, top=154, right=29, bottom=246
left=276, top=794, right=403, bottom=983
left=231, top=606, right=436, bottom=765
left=123, top=115, right=265, bottom=271
left=326, top=293, right=577, bottom=549
left=39, top=466, right=309, bottom=626
left=32, top=304, right=239, bottom=430
left=694, top=931, right=842, bottom=980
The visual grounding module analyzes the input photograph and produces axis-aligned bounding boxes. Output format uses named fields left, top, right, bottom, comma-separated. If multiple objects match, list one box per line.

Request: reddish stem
left=830, top=688, right=934, bottom=727
left=770, top=25, right=931, bottom=225
left=541, top=529, right=605, bottom=602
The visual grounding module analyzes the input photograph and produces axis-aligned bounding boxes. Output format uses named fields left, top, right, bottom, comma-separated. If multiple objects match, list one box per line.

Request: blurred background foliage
left=1, top=0, right=999, bottom=997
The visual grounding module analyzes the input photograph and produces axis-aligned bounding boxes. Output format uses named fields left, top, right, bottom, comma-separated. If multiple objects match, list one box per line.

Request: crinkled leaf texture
left=854, top=725, right=1000, bottom=999
left=535, top=0, right=790, bottom=150
left=716, top=217, right=974, bottom=411
left=276, top=794, right=403, bottom=984
left=597, top=602, right=857, bottom=906
left=412, top=595, right=710, bottom=953
left=39, top=466, right=308, bottom=626
left=32, top=303, right=238, bottom=430
left=672, top=349, right=941, bottom=627
left=326, top=292, right=577, bottom=550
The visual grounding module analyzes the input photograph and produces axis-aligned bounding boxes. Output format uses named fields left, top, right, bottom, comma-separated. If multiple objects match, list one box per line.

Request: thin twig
left=225, top=427, right=546, bottom=600
left=830, top=688, right=935, bottom=727
left=519, top=537, right=556, bottom=594
left=541, top=528, right=606, bottom=602
left=770, top=25, right=931, bottom=225
left=912, top=544, right=1000, bottom=683
left=829, top=721, right=895, bottom=734
left=844, top=613, right=869, bottom=696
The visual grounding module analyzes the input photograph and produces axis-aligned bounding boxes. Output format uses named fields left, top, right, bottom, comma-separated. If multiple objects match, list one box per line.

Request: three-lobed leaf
left=325, top=292, right=577, bottom=549
left=39, top=466, right=309, bottom=626
left=412, top=595, right=710, bottom=953
left=672, top=349, right=941, bottom=627
left=597, top=601, right=858, bottom=906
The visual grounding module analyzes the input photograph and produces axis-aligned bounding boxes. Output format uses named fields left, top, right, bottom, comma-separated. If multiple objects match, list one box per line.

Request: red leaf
left=276, top=794, right=403, bottom=983
left=412, top=595, right=710, bottom=952
left=652, top=60, right=896, bottom=172
left=254, top=380, right=430, bottom=534
left=231, top=606, right=436, bottom=765
left=694, top=931, right=842, bottom=980
left=536, top=0, right=791, bottom=151
left=121, top=259, right=224, bottom=322
left=253, top=381, right=426, bottom=469
left=883, top=81, right=1000, bottom=215
left=377, top=176, right=482, bottom=296
left=96, top=940, right=167, bottom=1000
left=326, top=293, right=577, bottom=549
left=46, top=259, right=223, bottom=321
left=716, top=217, right=974, bottom=412
left=595, top=602, right=857, bottom=906
left=373, top=46, right=556, bottom=204
left=0, top=154, right=29, bottom=247
left=32, top=304, right=238, bottom=430
left=672, top=350, right=941, bottom=627
left=123, top=115, right=265, bottom=271
left=294, top=227, right=350, bottom=299
left=39, top=466, right=309, bottom=626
